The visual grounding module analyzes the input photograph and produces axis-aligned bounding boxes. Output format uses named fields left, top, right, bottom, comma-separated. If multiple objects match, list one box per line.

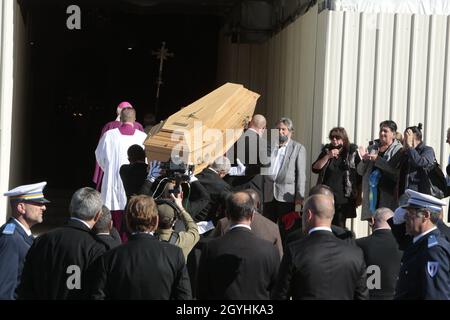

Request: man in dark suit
left=211, top=189, right=283, bottom=258
left=93, top=206, right=121, bottom=250
left=195, top=156, right=233, bottom=223
left=17, top=187, right=107, bottom=299
left=272, top=194, right=369, bottom=300
left=225, top=114, right=270, bottom=204
left=0, top=182, right=49, bottom=300
left=356, top=208, right=403, bottom=300
left=90, top=195, right=191, bottom=300
left=197, top=191, right=280, bottom=300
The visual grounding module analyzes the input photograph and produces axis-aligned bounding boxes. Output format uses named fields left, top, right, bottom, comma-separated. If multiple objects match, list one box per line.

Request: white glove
left=228, top=158, right=246, bottom=176
left=147, top=160, right=161, bottom=183
left=393, top=207, right=406, bottom=225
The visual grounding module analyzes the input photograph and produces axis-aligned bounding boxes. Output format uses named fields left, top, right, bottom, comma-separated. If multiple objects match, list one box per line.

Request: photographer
left=140, top=160, right=210, bottom=221
left=312, top=127, right=361, bottom=227
left=155, top=188, right=200, bottom=261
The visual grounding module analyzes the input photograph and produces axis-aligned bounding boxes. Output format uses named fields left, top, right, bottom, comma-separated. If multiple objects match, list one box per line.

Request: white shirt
left=308, top=226, right=332, bottom=235
left=229, top=224, right=252, bottom=231
left=271, top=140, right=290, bottom=177
left=70, top=217, right=92, bottom=229
left=13, top=218, right=32, bottom=236
left=413, top=226, right=438, bottom=244
left=95, top=128, right=147, bottom=211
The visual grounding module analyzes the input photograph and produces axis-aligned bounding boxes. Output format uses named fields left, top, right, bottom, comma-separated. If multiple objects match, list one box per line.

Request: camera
left=154, top=159, right=195, bottom=196
left=325, top=143, right=342, bottom=151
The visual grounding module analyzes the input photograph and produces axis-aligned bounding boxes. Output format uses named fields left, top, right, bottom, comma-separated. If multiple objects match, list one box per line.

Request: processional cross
left=152, top=41, right=174, bottom=116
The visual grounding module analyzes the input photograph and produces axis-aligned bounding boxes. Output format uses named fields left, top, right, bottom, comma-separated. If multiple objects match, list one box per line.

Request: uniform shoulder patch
left=2, top=223, right=16, bottom=235
left=428, top=235, right=438, bottom=248
left=427, top=261, right=439, bottom=277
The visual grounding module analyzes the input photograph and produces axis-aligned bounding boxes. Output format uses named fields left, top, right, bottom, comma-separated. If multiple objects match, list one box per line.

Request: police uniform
left=395, top=190, right=450, bottom=300
left=0, top=182, right=49, bottom=300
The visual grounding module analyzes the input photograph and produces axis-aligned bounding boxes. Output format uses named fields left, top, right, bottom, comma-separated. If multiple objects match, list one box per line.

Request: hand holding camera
left=170, top=192, right=184, bottom=211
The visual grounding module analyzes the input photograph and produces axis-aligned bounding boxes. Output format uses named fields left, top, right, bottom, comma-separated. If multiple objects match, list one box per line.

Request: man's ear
left=16, top=202, right=26, bottom=215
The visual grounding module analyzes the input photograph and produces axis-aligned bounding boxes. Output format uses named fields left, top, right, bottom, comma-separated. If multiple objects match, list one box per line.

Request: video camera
left=158, top=159, right=195, bottom=194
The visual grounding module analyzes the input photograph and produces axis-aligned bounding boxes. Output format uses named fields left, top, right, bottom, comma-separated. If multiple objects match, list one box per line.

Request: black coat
left=196, top=167, right=233, bottom=222
left=90, top=233, right=191, bottom=300
left=285, top=224, right=356, bottom=246
left=119, top=162, right=148, bottom=200
left=356, top=229, right=403, bottom=300
left=224, top=129, right=271, bottom=202
left=272, top=230, right=369, bottom=300
left=17, top=219, right=107, bottom=300
left=212, top=212, right=284, bottom=258
left=198, top=227, right=279, bottom=300
left=0, top=218, right=34, bottom=300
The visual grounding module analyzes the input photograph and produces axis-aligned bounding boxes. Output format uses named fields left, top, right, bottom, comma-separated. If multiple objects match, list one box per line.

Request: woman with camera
left=398, top=123, right=437, bottom=199
left=357, top=120, right=403, bottom=221
left=312, top=127, right=361, bottom=227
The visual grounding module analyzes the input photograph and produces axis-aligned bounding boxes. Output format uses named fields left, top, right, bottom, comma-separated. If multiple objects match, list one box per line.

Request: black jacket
left=195, top=167, right=232, bottom=222
left=198, top=227, right=279, bottom=300
left=224, top=129, right=271, bottom=202
left=90, top=233, right=191, bottom=300
left=356, top=229, right=403, bottom=300
left=398, top=143, right=436, bottom=196
left=272, top=230, right=368, bottom=300
left=17, top=219, right=107, bottom=299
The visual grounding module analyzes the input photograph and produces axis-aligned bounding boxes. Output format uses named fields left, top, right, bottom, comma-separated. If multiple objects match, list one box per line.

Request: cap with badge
left=3, top=181, right=50, bottom=204
left=400, top=189, right=446, bottom=212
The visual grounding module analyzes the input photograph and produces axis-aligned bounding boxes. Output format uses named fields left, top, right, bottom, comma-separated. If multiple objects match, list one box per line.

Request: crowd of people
left=1, top=101, right=450, bottom=300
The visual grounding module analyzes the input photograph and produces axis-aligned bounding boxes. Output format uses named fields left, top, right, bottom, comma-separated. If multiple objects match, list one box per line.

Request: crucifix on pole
left=152, top=41, right=174, bottom=118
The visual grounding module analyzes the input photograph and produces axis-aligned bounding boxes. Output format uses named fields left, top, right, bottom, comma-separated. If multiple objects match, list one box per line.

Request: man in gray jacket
left=263, top=117, right=306, bottom=240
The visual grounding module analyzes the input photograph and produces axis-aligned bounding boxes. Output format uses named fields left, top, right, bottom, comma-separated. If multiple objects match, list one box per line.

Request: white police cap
left=401, top=189, right=446, bottom=212
left=3, top=181, right=50, bottom=204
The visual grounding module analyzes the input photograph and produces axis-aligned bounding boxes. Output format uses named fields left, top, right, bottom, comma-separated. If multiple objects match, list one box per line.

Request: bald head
left=304, top=195, right=335, bottom=220
left=226, top=191, right=255, bottom=224
left=249, top=114, right=266, bottom=130
left=120, top=108, right=136, bottom=123
left=371, top=207, right=393, bottom=229
left=309, top=184, right=334, bottom=198
left=243, top=188, right=260, bottom=211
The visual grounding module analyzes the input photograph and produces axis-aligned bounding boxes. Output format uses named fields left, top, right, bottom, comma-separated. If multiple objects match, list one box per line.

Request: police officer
left=395, top=189, right=450, bottom=299
left=0, top=181, right=49, bottom=299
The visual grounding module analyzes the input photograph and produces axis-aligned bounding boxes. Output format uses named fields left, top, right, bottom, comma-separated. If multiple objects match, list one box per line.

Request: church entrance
left=16, top=0, right=223, bottom=230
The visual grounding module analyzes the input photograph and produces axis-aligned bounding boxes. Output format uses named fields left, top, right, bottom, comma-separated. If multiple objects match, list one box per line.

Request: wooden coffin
left=144, top=82, right=260, bottom=174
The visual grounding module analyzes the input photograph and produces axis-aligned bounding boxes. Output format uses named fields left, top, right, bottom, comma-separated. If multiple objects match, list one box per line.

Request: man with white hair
left=195, top=156, right=233, bottom=223
left=17, top=187, right=107, bottom=299
left=394, top=189, right=450, bottom=299
left=356, top=208, right=403, bottom=300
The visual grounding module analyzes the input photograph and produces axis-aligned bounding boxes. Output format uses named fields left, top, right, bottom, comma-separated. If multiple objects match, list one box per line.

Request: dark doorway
left=20, top=0, right=222, bottom=191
